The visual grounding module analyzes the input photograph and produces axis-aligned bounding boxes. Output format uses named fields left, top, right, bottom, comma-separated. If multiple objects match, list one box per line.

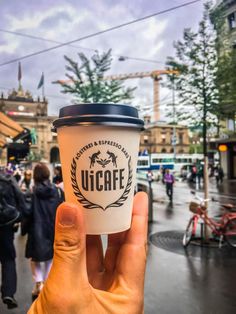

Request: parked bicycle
left=183, top=192, right=236, bottom=248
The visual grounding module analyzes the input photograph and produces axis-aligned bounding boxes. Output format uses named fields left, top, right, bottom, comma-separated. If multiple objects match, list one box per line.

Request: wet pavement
left=0, top=178, right=236, bottom=313
left=145, top=178, right=236, bottom=314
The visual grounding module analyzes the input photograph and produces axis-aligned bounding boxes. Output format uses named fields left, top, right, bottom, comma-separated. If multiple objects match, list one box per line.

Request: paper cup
left=53, top=103, right=144, bottom=234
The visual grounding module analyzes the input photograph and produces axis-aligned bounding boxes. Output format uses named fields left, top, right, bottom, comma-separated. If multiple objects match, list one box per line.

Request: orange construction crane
left=55, top=69, right=179, bottom=122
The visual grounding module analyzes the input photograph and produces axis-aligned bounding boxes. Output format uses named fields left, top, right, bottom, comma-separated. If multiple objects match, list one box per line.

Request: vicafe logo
left=71, top=140, right=133, bottom=211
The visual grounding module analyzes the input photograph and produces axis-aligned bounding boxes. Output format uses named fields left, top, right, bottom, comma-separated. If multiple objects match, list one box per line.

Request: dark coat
left=0, top=174, right=26, bottom=261
left=0, top=173, right=26, bottom=216
left=24, top=180, right=64, bottom=261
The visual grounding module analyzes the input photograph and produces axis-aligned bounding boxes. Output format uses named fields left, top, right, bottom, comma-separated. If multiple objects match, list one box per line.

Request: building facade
left=139, top=116, right=190, bottom=154
left=214, top=0, right=236, bottom=51
left=0, top=87, right=59, bottom=164
left=212, top=0, right=236, bottom=177
left=0, top=91, right=190, bottom=165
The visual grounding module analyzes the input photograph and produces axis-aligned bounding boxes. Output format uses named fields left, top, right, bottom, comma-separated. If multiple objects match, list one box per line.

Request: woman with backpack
left=22, top=163, right=64, bottom=300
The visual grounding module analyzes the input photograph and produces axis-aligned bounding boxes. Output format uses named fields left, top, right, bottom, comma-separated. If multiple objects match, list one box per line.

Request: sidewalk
left=144, top=178, right=236, bottom=314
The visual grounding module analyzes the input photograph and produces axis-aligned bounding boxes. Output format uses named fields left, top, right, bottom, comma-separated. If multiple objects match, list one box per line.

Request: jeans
left=0, top=227, right=17, bottom=298
left=166, top=183, right=173, bottom=201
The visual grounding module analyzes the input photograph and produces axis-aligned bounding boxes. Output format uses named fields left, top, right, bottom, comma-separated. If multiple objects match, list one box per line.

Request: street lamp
left=172, top=74, right=177, bottom=161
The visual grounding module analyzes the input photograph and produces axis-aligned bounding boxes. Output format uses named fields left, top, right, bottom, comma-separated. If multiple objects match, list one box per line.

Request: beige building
left=0, top=87, right=59, bottom=164
left=140, top=116, right=190, bottom=154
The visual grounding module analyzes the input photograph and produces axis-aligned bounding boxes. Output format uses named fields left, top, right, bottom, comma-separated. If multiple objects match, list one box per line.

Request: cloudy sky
left=0, top=0, right=206, bottom=118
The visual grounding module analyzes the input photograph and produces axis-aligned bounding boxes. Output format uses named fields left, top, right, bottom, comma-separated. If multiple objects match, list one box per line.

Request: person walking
left=20, top=169, right=33, bottom=192
left=22, top=163, right=64, bottom=301
left=52, top=165, right=64, bottom=191
left=161, top=166, right=166, bottom=184
left=0, top=170, right=26, bottom=309
left=164, top=169, right=175, bottom=203
left=215, top=164, right=224, bottom=185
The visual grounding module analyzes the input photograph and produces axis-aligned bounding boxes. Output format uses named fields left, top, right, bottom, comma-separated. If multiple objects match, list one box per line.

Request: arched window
left=170, top=148, right=174, bottom=153
left=50, top=146, right=60, bottom=163
left=161, top=148, right=167, bottom=153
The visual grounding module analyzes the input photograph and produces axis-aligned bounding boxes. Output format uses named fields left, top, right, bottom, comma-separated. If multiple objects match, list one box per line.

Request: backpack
left=0, top=176, right=20, bottom=227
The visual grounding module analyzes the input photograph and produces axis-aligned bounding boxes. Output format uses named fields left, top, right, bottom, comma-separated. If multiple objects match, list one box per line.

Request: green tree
left=55, top=49, right=136, bottom=103
left=165, top=2, right=218, bottom=156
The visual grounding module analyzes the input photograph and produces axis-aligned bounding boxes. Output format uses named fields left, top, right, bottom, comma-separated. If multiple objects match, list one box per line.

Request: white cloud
left=140, top=18, right=168, bottom=40
left=6, top=6, right=81, bottom=31
left=0, top=39, right=19, bottom=53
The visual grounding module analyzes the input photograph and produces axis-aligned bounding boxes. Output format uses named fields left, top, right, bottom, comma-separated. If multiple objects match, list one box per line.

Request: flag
left=18, top=62, right=22, bottom=81
left=37, top=72, right=44, bottom=89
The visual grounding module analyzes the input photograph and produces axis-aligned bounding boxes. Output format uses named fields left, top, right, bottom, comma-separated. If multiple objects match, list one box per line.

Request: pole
left=172, top=75, right=176, bottom=162
left=203, top=93, right=209, bottom=241
left=153, top=77, right=160, bottom=122
left=148, top=181, right=153, bottom=223
left=42, top=72, right=45, bottom=100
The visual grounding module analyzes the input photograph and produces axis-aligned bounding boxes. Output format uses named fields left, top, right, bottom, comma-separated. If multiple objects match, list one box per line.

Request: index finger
left=115, top=192, right=148, bottom=288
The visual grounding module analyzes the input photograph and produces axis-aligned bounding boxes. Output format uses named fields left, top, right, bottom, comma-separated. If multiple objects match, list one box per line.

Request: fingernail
left=59, top=206, right=77, bottom=226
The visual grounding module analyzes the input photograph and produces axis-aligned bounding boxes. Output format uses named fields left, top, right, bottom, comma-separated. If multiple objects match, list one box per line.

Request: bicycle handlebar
left=191, top=191, right=210, bottom=204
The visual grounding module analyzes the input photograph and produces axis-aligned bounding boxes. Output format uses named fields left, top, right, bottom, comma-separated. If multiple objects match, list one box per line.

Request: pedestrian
left=215, top=164, right=224, bottom=185
left=52, top=165, right=64, bottom=191
left=52, top=165, right=63, bottom=185
left=20, top=170, right=34, bottom=234
left=146, top=170, right=154, bottom=186
left=196, top=162, right=203, bottom=188
left=218, top=165, right=224, bottom=184
left=190, top=164, right=197, bottom=183
left=20, top=169, right=33, bottom=192
left=13, top=166, right=22, bottom=183
left=28, top=192, right=148, bottom=314
left=0, top=170, right=26, bottom=309
left=164, top=169, right=175, bottom=203
left=22, top=163, right=64, bottom=301
left=161, top=166, right=166, bottom=184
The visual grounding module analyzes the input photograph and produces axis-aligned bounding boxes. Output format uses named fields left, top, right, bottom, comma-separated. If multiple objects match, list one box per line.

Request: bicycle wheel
left=183, top=217, right=195, bottom=247
left=225, top=218, right=236, bottom=247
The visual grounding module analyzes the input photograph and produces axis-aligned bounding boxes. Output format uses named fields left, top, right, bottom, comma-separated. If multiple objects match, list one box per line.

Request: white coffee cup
left=53, top=103, right=144, bottom=234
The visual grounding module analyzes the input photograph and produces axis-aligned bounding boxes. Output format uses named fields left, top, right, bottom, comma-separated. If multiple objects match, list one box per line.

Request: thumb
left=52, top=202, right=87, bottom=283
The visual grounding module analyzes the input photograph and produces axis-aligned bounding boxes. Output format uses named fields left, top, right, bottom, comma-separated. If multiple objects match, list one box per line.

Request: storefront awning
left=0, top=112, right=24, bottom=148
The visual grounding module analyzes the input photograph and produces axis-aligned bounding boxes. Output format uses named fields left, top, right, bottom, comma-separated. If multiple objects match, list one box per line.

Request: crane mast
left=55, top=69, right=178, bottom=122
left=104, top=70, right=178, bottom=122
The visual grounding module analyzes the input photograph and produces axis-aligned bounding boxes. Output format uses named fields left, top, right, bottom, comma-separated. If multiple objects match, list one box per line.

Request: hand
left=28, top=192, right=148, bottom=314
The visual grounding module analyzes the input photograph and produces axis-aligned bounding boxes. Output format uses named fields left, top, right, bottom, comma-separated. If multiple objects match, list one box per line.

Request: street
left=1, top=178, right=236, bottom=313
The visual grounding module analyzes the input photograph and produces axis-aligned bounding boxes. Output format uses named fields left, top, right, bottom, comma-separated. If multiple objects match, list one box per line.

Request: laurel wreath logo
left=71, top=156, right=133, bottom=211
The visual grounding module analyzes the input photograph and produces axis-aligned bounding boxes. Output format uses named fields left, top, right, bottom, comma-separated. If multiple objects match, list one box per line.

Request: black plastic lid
left=52, top=103, right=144, bottom=131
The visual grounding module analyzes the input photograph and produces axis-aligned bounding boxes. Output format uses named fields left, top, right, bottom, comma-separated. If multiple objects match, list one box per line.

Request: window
left=161, top=148, right=167, bottom=153
left=228, top=12, right=236, bottom=30
left=179, top=133, right=184, bottom=144
left=161, top=133, right=166, bottom=144
left=144, top=135, right=149, bottom=144
left=137, top=160, right=149, bottom=166
left=152, top=158, right=162, bottom=163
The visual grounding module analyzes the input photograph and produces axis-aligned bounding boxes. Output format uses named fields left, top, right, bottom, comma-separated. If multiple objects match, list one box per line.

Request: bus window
left=152, top=158, right=162, bottom=163
left=138, top=160, right=149, bottom=166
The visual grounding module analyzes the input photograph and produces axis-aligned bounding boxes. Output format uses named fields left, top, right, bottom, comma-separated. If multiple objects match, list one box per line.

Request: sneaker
left=2, top=296, right=18, bottom=309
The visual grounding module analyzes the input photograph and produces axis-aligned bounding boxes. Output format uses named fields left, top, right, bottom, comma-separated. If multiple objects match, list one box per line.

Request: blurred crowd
left=0, top=163, right=64, bottom=309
